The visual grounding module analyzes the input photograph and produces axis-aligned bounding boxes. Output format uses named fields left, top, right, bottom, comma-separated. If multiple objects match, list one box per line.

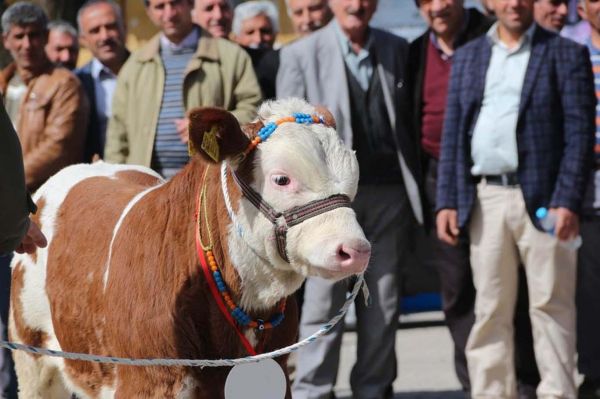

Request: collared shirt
left=91, top=58, right=118, bottom=142
left=333, top=20, right=374, bottom=91
left=159, top=27, right=199, bottom=53
left=470, top=22, right=536, bottom=176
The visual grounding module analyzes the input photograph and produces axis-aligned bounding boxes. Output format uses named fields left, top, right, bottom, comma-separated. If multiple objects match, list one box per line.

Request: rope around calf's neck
left=0, top=274, right=368, bottom=367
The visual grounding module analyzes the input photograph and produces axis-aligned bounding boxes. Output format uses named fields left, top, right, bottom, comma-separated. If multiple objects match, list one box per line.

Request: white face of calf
left=236, top=99, right=371, bottom=281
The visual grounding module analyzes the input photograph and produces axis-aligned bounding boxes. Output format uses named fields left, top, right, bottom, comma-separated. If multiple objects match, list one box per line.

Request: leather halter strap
left=231, top=170, right=352, bottom=263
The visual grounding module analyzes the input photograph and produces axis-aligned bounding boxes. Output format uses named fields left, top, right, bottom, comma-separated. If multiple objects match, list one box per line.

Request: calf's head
left=188, top=99, right=370, bottom=283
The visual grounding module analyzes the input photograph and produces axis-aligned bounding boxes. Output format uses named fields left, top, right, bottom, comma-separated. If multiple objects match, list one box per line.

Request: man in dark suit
left=407, top=0, right=491, bottom=392
left=436, top=0, right=595, bottom=397
left=574, top=1, right=600, bottom=397
left=277, top=0, right=422, bottom=397
left=75, top=0, right=129, bottom=161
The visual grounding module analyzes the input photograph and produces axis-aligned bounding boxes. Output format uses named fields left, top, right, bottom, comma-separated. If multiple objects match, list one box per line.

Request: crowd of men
left=0, top=0, right=599, bottom=398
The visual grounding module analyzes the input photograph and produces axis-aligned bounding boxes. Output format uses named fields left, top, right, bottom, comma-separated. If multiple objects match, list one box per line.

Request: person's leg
left=429, top=235, right=474, bottom=392
left=513, top=266, right=541, bottom=399
left=423, top=156, right=475, bottom=391
left=467, top=183, right=520, bottom=399
left=292, top=277, right=348, bottom=399
left=515, top=196, right=577, bottom=398
left=350, top=184, right=412, bottom=399
left=577, top=215, right=600, bottom=398
left=0, top=254, right=17, bottom=399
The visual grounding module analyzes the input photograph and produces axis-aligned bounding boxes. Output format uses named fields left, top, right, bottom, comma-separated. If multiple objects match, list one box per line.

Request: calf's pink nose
left=336, top=242, right=371, bottom=274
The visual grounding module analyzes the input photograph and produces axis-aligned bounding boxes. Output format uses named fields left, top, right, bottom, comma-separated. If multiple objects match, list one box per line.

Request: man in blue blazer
left=436, top=0, right=595, bottom=397
left=75, top=0, right=129, bottom=162
left=277, top=0, right=422, bottom=397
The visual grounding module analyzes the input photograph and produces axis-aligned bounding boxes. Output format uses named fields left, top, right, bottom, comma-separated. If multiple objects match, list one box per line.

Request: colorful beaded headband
left=244, top=112, right=326, bottom=155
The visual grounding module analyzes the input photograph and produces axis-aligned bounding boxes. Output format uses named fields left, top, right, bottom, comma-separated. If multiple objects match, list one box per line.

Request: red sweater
left=421, top=39, right=452, bottom=160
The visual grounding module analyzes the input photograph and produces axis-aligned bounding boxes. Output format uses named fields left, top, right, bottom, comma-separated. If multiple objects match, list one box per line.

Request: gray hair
left=77, top=0, right=124, bottom=32
left=1, top=2, right=48, bottom=34
left=48, top=20, right=78, bottom=39
left=232, top=1, right=279, bottom=36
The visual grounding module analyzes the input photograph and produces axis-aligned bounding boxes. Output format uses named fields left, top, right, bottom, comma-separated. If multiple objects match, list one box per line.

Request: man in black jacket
left=0, top=100, right=46, bottom=398
left=407, top=1, right=539, bottom=397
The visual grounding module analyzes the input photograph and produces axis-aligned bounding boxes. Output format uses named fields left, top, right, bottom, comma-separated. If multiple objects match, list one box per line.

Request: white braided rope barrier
left=0, top=274, right=367, bottom=367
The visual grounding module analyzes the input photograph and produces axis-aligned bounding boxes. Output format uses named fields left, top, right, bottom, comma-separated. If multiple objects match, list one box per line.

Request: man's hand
left=175, top=118, right=190, bottom=144
left=552, top=207, right=579, bottom=241
left=15, top=220, right=47, bottom=254
left=436, top=209, right=460, bottom=246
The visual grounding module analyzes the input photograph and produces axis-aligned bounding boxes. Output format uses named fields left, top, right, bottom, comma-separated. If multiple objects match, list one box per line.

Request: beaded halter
left=235, top=113, right=353, bottom=263
left=194, top=112, right=352, bottom=353
left=243, top=113, right=326, bottom=155
left=196, top=168, right=286, bottom=332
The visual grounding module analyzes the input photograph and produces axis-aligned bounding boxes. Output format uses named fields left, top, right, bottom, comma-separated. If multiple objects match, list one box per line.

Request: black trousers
left=577, top=215, right=600, bottom=380
left=0, top=254, right=17, bottom=398
left=423, top=156, right=539, bottom=391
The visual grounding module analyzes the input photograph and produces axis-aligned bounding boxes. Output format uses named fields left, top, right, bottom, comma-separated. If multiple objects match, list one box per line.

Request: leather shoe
left=517, top=381, right=537, bottom=399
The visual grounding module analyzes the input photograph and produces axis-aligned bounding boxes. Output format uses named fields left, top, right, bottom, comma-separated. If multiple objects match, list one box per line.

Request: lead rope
left=0, top=275, right=367, bottom=367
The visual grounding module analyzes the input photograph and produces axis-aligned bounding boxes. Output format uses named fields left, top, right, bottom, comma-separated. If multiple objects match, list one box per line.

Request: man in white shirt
left=436, top=0, right=595, bottom=397
left=76, top=0, right=129, bottom=162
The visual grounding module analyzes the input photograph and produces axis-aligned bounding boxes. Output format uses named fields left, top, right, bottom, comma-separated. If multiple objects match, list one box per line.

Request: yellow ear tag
left=201, top=125, right=220, bottom=162
left=188, top=139, right=196, bottom=156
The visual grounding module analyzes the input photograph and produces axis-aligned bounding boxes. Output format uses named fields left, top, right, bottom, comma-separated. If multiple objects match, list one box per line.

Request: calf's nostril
left=338, top=247, right=351, bottom=261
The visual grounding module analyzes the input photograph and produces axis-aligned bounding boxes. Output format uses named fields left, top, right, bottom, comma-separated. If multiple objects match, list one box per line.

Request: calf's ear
left=187, top=107, right=251, bottom=163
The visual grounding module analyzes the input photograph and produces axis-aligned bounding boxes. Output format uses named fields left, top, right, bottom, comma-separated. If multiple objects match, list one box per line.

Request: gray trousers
left=292, top=184, right=413, bottom=399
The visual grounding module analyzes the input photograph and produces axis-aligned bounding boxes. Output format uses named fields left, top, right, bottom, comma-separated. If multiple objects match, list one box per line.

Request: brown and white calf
left=9, top=98, right=370, bottom=398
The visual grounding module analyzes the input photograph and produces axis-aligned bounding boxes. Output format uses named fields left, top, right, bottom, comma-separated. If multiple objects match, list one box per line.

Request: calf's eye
left=272, top=175, right=290, bottom=186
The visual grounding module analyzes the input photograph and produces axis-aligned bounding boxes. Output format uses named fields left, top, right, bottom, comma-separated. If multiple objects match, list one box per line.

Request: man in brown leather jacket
left=0, top=2, right=89, bottom=192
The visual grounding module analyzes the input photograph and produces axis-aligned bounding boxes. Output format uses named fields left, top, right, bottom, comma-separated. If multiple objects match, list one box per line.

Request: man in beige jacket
left=104, top=0, right=262, bottom=178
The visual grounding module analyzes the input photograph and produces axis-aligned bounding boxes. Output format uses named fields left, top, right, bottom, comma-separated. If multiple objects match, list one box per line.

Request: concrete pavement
left=334, top=311, right=466, bottom=399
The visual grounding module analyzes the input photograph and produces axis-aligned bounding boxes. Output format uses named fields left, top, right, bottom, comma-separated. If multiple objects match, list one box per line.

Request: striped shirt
left=582, top=40, right=600, bottom=213
left=151, top=30, right=198, bottom=179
